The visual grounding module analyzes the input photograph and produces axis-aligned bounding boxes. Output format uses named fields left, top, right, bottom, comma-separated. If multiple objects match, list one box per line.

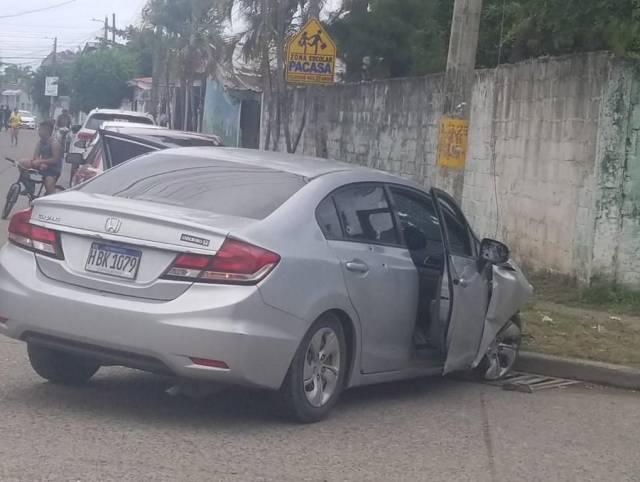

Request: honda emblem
left=104, top=217, right=122, bottom=234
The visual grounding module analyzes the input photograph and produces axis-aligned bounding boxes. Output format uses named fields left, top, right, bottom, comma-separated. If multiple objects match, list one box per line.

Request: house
left=0, top=89, right=33, bottom=112
left=202, top=65, right=262, bottom=148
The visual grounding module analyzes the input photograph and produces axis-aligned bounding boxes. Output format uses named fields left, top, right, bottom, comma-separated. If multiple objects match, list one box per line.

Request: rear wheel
left=474, top=315, right=522, bottom=381
left=2, top=182, right=20, bottom=219
left=279, top=313, right=347, bottom=423
left=27, top=344, right=100, bottom=385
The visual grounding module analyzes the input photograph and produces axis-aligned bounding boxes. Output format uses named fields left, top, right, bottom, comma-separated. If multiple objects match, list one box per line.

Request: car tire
left=2, top=182, right=20, bottom=220
left=472, top=315, right=522, bottom=381
left=27, top=344, right=100, bottom=385
left=279, top=313, right=347, bottom=423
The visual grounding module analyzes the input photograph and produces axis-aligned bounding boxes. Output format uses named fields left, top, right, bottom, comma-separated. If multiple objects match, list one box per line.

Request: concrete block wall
left=463, top=54, right=609, bottom=282
left=263, top=52, right=640, bottom=287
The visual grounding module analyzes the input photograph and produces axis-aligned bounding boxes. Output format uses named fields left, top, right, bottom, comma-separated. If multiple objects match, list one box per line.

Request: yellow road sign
left=437, top=116, right=469, bottom=169
left=286, top=17, right=336, bottom=85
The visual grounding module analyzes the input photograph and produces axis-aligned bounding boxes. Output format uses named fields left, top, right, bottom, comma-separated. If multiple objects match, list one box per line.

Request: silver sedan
left=0, top=148, right=532, bottom=422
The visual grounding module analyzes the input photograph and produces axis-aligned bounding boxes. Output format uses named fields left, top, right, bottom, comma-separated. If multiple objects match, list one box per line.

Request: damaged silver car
left=0, top=148, right=532, bottom=423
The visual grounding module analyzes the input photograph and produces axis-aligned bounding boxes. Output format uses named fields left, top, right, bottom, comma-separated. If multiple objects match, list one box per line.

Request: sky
left=0, top=0, right=148, bottom=67
left=0, top=0, right=343, bottom=69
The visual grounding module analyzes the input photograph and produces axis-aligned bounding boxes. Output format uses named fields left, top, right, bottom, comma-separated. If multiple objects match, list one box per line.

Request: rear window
left=137, top=133, right=223, bottom=147
left=80, top=151, right=307, bottom=220
left=85, top=114, right=154, bottom=131
left=103, top=136, right=155, bottom=167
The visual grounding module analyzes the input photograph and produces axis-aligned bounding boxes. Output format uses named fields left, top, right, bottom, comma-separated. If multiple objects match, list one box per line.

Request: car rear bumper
left=0, top=243, right=306, bottom=390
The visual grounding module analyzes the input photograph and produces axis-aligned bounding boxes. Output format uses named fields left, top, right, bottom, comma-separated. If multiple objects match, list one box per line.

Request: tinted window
left=316, top=197, right=343, bottom=239
left=80, top=152, right=306, bottom=220
left=136, top=133, right=223, bottom=147
left=437, top=195, right=473, bottom=257
left=85, top=139, right=104, bottom=168
left=333, top=184, right=398, bottom=244
left=390, top=188, right=444, bottom=260
left=104, top=136, right=155, bottom=167
left=86, top=114, right=154, bottom=131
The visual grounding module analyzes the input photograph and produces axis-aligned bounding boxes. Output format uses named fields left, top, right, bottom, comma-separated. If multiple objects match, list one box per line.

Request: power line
left=0, top=0, right=78, bottom=20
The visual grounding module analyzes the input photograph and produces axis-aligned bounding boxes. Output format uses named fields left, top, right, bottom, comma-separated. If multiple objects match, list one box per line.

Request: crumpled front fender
left=472, top=261, right=533, bottom=367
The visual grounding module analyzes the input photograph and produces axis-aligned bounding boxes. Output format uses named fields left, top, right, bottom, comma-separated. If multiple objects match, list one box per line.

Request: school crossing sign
left=286, top=17, right=336, bottom=85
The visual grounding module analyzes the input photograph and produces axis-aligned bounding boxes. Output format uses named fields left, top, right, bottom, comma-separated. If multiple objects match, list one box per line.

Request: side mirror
left=480, top=238, right=510, bottom=264
left=66, top=152, right=85, bottom=165
left=404, top=226, right=427, bottom=251
left=71, top=124, right=81, bottom=134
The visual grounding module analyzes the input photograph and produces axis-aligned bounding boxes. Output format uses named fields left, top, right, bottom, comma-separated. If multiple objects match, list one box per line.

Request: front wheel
left=27, top=344, right=100, bottom=385
left=2, top=182, right=20, bottom=219
left=473, top=315, right=522, bottom=381
left=279, top=313, right=347, bottom=423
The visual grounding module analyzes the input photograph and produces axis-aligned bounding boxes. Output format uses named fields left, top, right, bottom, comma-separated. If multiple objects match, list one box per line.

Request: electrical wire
left=491, top=0, right=507, bottom=238
left=0, top=0, right=78, bottom=20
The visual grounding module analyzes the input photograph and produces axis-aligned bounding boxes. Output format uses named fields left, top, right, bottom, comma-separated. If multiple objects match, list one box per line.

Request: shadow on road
left=5, top=368, right=460, bottom=426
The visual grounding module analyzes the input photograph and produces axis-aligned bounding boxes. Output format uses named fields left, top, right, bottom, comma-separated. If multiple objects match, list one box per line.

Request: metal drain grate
left=486, top=372, right=580, bottom=393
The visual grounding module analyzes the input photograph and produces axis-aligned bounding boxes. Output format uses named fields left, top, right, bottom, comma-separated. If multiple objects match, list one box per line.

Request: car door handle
left=453, top=278, right=468, bottom=288
left=345, top=260, right=369, bottom=273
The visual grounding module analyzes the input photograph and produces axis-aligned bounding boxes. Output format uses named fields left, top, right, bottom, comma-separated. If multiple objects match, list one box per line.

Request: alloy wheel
left=303, top=327, right=341, bottom=407
left=482, top=320, right=521, bottom=381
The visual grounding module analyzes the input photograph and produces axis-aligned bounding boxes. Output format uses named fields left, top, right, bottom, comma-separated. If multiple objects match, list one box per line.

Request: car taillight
left=77, top=131, right=94, bottom=141
left=162, top=238, right=280, bottom=284
left=8, top=209, right=63, bottom=259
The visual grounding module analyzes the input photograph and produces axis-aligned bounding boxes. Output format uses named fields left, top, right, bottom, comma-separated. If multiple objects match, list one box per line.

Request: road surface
left=0, top=129, right=639, bottom=481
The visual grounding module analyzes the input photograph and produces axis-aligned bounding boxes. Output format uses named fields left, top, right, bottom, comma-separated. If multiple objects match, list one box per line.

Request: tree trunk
left=183, top=78, right=190, bottom=131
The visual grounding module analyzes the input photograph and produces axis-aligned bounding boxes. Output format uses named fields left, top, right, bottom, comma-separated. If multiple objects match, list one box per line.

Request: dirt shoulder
left=520, top=274, right=640, bottom=369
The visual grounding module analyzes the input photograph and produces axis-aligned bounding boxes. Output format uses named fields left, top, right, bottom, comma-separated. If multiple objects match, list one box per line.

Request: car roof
left=159, top=147, right=420, bottom=184
left=99, top=126, right=223, bottom=147
left=88, top=108, right=154, bottom=119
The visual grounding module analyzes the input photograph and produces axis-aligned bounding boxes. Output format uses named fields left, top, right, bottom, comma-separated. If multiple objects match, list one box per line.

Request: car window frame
left=316, top=182, right=403, bottom=248
left=433, top=188, right=478, bottom=260
left=385, top=183, right=446, bottom=252
left=102, top=134, right=159, bottom=170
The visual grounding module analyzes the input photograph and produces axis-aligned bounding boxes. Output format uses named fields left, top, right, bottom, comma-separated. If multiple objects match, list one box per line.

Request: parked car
left=67, top=124, right=223, bottom=186
left=0, top=148, right=532, bottom=423
left=18, top=110, right=36, bottom=129
left=67, top=108, right=156, bottom=159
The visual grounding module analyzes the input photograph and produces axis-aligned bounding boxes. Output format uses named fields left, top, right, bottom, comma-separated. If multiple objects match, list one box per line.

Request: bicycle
left=2, top=157, right=65, bottom=220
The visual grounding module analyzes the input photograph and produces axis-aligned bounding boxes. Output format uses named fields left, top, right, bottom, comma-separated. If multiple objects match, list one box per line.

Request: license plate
left=85, top=243, right=141, bottom=280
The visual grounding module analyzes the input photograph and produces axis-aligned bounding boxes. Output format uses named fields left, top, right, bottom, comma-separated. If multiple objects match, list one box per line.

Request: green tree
left=330, top=0, right=452, bottom=81
left=330, top=0, right=640, bottom=81
left=71, top=48, right=135, bottom=113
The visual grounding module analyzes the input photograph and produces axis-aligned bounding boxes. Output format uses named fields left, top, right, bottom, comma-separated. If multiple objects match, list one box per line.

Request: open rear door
left=433, top=191, right=490, bottom=374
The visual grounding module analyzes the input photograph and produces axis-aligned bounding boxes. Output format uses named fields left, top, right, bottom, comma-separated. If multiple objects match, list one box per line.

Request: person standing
left=0, top=106, right=7, bottom=132
left=56, top=108, right=71, bottom=129
left=8, top=108, right=21, bottom=146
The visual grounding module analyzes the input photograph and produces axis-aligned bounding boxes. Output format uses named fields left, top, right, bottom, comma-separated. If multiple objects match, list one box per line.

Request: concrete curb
left=515, top=351, right=640, bottom=391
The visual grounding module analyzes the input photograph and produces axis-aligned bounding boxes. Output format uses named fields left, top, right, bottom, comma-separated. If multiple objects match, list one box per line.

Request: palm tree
left=143, top=0, right=229, bottom=131
left=232, top=0, right=325, bottom=151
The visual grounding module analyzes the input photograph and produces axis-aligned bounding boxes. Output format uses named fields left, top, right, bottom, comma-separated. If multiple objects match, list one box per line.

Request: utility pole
left=112, top=13, right=116, bottom=44
left=49, top=37, right=57, bottom=120
left=435, top=0, right=483, bottom=203
left=104, top=16, right=109, bottom=45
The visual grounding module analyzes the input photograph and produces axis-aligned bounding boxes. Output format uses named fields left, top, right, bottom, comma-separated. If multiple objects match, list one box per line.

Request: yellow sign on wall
left=437, top=117, right=469, bottom=169
left=286, top=17, right=336, bottom=85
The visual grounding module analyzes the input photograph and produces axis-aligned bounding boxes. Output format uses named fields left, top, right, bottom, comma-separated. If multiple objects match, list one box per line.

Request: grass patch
left=521, top=303, right=640, bottom=368
left=527, top=272, right=640, bottom=315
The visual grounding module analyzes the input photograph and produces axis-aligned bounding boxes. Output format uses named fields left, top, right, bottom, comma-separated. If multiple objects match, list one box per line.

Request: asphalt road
left=0, top=129, right=640, bottom=481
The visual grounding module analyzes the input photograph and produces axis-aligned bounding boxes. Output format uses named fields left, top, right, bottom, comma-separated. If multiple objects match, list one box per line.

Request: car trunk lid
left=30, top=191, right=256, bottom=300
